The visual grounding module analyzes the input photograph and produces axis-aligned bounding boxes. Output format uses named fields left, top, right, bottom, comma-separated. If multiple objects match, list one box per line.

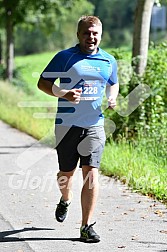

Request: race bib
left=79, top=80, right=104, bottom=101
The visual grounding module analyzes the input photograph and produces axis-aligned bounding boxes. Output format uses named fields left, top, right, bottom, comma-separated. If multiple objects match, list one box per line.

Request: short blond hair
left=77, top=16, right=102, bottom=32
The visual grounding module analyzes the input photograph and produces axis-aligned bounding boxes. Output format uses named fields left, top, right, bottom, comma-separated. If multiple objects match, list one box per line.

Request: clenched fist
left=63, top=88, right=82, bottom=104
left=108, top=96, right=117, bottom=109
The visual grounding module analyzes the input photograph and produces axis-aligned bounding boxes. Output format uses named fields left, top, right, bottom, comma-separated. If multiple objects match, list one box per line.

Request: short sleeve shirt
left=41, top=44, right=118, bottom=127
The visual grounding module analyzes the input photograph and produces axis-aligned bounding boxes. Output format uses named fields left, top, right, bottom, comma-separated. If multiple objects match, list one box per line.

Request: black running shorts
left=55, top=125, right=106, bottom=172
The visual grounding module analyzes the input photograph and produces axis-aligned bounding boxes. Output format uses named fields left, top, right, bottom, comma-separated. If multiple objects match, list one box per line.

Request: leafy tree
left=88, top=0, right=137, bottom=47
left=14, top=0, right=94, bottom=54
left=0, top=0, right=83, bottom=81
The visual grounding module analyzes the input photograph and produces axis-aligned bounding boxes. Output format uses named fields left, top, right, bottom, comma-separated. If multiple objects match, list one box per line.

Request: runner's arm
left=105, top=83, right=119, bottom=109
left=37, top=77, right=82, bottom=103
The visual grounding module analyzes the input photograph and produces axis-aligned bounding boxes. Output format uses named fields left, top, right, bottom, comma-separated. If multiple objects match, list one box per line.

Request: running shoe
left=80, top=222, right=100, bottom=243
left=55, top=197, right=71, bottom=222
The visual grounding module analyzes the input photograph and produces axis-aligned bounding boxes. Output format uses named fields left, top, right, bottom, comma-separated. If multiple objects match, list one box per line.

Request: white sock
left=61, top=191, right=73, bottom=204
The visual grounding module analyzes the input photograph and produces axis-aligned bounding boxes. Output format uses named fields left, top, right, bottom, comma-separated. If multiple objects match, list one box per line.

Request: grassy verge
left=0, top=80, right=55, bottom=139
left=101, top=141, right=167, bottom=204
left=14, top=51, right=55, bottom=95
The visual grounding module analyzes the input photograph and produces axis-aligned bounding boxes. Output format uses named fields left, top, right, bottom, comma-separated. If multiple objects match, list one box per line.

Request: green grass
left=14, top=51, right=56, bottom=95
left=101, top=141, right=167, bottom=204
left=0, top=80, right=55, bottom=139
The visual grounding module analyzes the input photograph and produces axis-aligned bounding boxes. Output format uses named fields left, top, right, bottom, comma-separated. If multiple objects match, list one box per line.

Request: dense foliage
left=136, top=42, right=167, bottom=157
left=104, top=43, right=167, bottom=160
left=14, top=0, right=94, bottom=55
left=88, top=0, right=137, bottom=47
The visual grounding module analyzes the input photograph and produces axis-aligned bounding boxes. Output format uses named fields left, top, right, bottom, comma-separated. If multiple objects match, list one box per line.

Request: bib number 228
left=83, top=86, right=98, bottom=95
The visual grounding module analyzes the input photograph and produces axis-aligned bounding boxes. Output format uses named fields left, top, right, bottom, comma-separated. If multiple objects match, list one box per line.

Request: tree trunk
left=132, top=0, right=154, bottom=75
left=5, top=8, right=14, bottom=81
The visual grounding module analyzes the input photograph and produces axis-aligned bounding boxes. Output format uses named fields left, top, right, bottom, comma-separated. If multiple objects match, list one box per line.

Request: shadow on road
left=0, top=145, right=36, bottom=155
left=0, top=227, right=81, bottom=243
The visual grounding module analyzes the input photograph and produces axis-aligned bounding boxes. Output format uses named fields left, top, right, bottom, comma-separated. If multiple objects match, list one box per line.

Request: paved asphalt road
left=0, top=120, right=167, bottom=252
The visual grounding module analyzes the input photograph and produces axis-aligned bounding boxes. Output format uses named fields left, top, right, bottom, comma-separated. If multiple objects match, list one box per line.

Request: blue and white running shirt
left=41, top=44, right=118, bottom=127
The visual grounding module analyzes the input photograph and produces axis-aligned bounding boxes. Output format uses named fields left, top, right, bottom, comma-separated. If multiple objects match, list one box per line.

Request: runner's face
left=77, top=23, right=102, bottom=55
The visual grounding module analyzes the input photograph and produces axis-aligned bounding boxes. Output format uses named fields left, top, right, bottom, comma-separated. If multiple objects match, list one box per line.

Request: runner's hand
left=63, top=89, right=82, bottom=104
left=108, top=96, right=117, bottom=109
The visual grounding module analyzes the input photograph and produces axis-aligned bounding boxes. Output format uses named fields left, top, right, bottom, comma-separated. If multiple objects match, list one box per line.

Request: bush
left=115, top=42, right=167, bottom=158
left=136, top=42, right=167, bottom=157
left=104, top=43, right=167, bottom=159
